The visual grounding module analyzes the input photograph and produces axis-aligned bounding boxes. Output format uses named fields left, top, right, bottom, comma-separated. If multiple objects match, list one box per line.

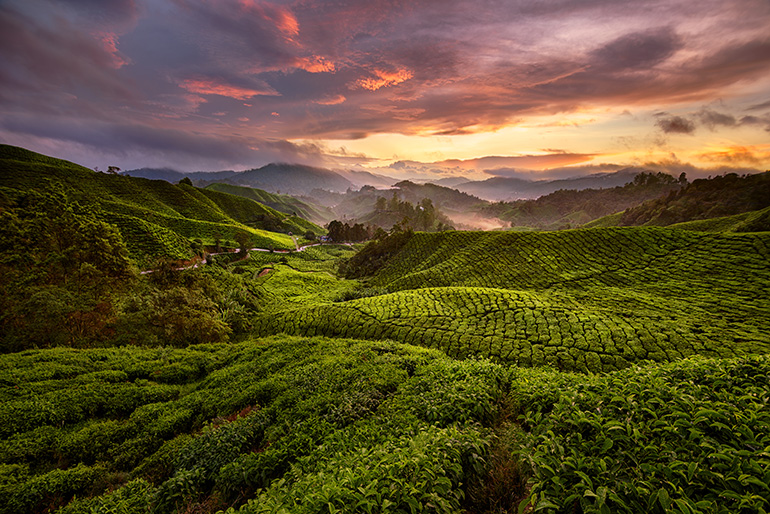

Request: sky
left=1, top=0, right=769, bottom=180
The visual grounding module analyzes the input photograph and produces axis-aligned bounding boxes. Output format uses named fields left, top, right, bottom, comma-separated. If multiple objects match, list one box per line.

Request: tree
left=235, top=231, right=252, bottom=254
left=179, top=177, right=194, bottom=186
left=327, top=220, right=345, bottom=242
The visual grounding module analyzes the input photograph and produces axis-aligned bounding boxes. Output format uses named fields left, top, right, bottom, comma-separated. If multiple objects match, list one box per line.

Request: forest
left=1, top=145, right=769, bottom=513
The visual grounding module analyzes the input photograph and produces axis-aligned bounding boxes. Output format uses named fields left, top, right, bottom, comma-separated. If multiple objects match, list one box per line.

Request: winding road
left=141, top=242, right=354, bottom=274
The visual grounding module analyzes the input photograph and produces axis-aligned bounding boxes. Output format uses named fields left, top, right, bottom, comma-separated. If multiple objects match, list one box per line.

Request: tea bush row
left=512, top=355, right=770, bottom=513
left=0, top=337, right=506, bottom=514
left=252, top=285, right=768, bottom=372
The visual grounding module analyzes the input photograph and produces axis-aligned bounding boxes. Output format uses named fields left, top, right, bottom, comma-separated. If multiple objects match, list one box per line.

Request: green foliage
left=514, top=356, right=770, bottom=513
left=0, top=188, right=135, bottom=351
left=669, top=205, right=770, bottom=233
left=204, top=182, right=334, bottom=226
left=197, top=186, right=324, bottom=235
left=339, top=230, right=414, bottom=278
left=0, top=338, right=507, bottom=513
left=620, top=171, right=770, bottom=227
left=0, top=145, right=295, bottom=266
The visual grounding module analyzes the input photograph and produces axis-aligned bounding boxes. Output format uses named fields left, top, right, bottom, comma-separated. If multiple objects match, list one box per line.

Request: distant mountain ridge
left=456, top=167, right=644, bottom=201
left=125, top=163, right=373, bottom=196
left=125, top=163, right=652, bottom=202
left=484, top=171, right=685, bottom=230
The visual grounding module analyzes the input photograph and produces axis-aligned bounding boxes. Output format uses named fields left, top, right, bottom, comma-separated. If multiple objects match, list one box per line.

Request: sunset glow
left=1, top=0, right=768, bottom=178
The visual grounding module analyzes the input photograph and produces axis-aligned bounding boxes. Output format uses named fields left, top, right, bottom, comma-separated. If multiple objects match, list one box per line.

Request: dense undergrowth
left=0, top=337, right=508, bottom=514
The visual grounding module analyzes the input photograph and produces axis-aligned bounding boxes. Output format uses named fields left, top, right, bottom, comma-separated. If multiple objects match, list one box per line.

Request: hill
left=126, top=163, right=356, bottom=196
left=485, top=171, right=684, bottom=230
left=201, top=163, right=354, bottom=195
left=0, top=144, right=299, bottom=262
left=456, top=167, right=642, bottom=201
left=620, top=171, right=770, bottom=226
left=668, top=205, right=770, bottom=232
left=319, top=181, right=499, bottom=230
left=2, top=145, right=769, bottom=514
left=204, top=182, right=334, bottom=226
left=253, top=227, right=770, bottom=372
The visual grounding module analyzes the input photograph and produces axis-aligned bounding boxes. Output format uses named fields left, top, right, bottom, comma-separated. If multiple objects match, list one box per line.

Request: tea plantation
left=252, top=228, right=770, bottom=372
left=2, top=145, right=769, bottom=513
left=1, top=339, right=768, bottom=513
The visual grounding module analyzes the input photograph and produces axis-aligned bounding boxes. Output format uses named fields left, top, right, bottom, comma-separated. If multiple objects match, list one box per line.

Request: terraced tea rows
left=253, top=227, right=770, bottom=371
left=0, top=338, right=503, bottom=514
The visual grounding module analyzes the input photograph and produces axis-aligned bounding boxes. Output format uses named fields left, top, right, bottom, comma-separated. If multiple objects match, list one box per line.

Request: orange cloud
left=237, top=0, right=298, bottom=39
left=315, top=94, right=347, bottom=105
left=294, top=56, right=336, bottom=73
left=435, top=153, right=597, bottom=171
left=179, top=78, right=279, bottom=99
left=698, top=145, right=770, bottom=165
left=353, top=68, right=413, bottom=91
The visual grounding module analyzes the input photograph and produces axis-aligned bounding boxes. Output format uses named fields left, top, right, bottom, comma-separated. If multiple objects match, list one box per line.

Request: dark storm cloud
left=655, top=115, right=696, bottom=134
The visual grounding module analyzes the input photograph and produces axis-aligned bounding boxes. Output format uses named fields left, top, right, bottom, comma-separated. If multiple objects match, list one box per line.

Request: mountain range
left=124, top=163, right=648, bottom=201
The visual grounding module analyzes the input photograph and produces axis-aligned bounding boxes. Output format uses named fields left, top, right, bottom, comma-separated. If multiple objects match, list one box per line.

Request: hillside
left=204, top=182, right=334, bottom=225
left=456, top=167, right=642, bottom=201
left=254, top=228, right=770, bottom=372
left=620, top=171, right=770, bottom=226
left=0, top=145, right=299, bottom=262
left=316, top=181, right=499, bottom=230
left=669, top=205, right=770, bottom=232
left=484, top=171, right=684, bottom=230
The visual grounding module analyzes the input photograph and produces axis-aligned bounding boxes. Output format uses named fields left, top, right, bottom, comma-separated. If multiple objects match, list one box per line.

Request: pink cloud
left=315, top=95, right=347, bottom=105
left=178, top=78, right=279, bottom=100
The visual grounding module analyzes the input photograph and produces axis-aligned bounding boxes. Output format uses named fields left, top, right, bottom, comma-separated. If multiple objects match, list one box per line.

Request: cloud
left=179, top=77, right=279, bottom=99
left=314, top=95, right=347, bottom=106
left=696, top=108, right=737, bottom=129
left=2, top=0, right=770, bottom=170
left=698, top=145, right=769, bottom=165
left=656, top=114, right=696, bottom=134
left=589, top=27, right=682, bottom=72
left=352, top=68, right=414, bottom=91
left=0, top=6, right=135, bottom=106
left=640, top=156, right=764, bottom=178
